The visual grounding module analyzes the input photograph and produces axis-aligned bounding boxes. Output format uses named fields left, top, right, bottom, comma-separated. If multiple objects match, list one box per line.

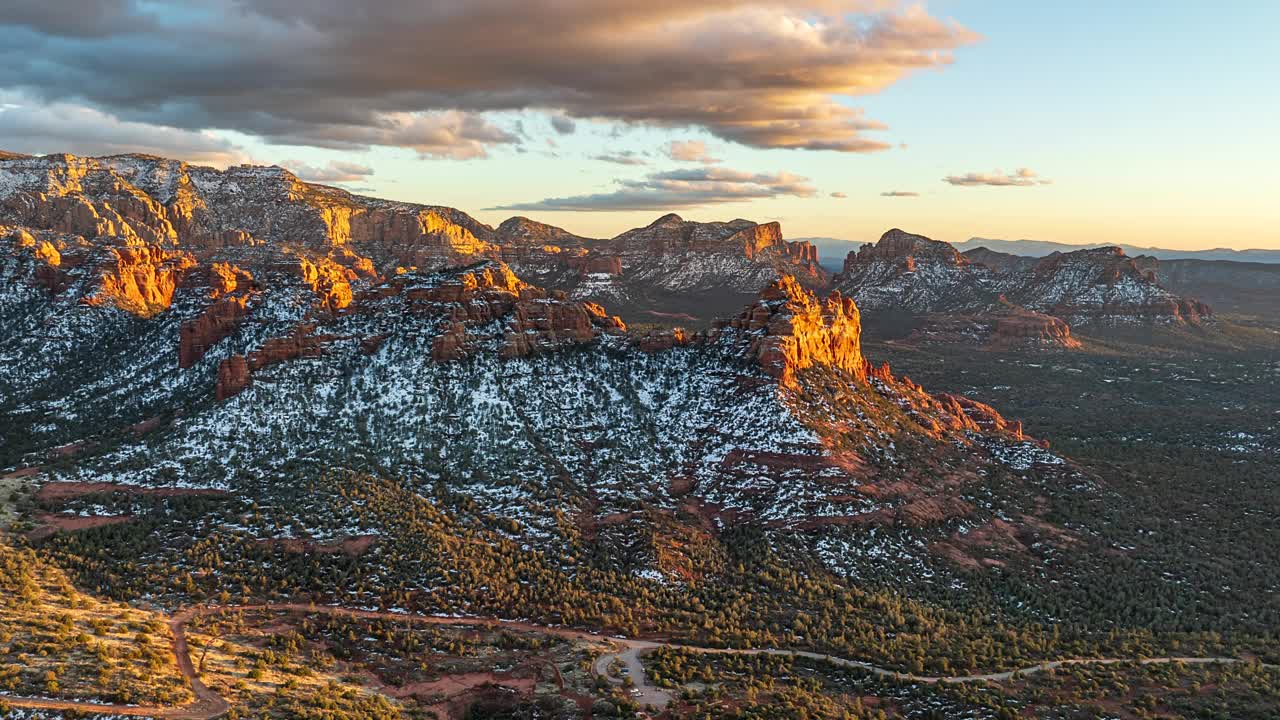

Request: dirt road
left=0, top=602, right=1272, bottom=717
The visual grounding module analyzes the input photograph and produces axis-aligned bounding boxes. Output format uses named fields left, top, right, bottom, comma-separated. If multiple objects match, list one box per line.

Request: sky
left=0, top=1, right=1276, bottom=250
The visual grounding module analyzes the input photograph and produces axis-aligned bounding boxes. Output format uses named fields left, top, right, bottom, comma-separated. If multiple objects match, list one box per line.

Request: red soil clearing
left=36, top=482, right=229, bottom=503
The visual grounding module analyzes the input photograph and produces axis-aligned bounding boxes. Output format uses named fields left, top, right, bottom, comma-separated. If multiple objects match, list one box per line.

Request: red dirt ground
left=36, top=482, right=229, bottom=503
left=28, top=512, right=133, bottom=540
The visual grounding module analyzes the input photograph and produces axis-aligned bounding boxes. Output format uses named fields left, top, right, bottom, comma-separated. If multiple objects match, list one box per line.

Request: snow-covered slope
left=834, top=229, right=1212, bottom=328
left=1, top=151, right=1087, bottom=586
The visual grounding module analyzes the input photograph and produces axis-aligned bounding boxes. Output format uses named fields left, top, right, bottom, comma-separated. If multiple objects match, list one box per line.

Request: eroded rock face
left=215, top=354, right=250, bottom=401
left=1018, top=247, right=1213, bottom=324
left=843, top=228, right=969, bottom=273
left=719, top=276, right=867, bottom=388
left=636, top=327, right=690, bottom=353
left=0, top=153, right=501, bottom=276
left=2, top=155, right=836, bottom=335
left=837, top=228, right=1214, bottom=334
left=179, top=296, right=251, bottom=368
left=934, top=394, right=1025, bottom=440
left=835, top=229, right=996, bottom=313
left=501, top=299, right=626, bottom=358
left=214, top=327, right=334, bottom=400
left=213, top=261, right=628, bottom=400
left=83, top=244, right=197, bottom=317
left=295, top=255, right=355, bottom=311
left=990, top=301, right=1081, bottom=349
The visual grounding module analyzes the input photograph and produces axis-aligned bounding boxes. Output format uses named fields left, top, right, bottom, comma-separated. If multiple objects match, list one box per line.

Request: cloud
left=260, top=111, right=520, bottom=160
left=0, top=96, right=247, bottom=166
left=880, top=190, right=919, bottom=197
left=592, top=151, right=648, bottom=166
left=830, top=191, right=848, bottom=198
left=284, top=159, right=374, bottom=183
left=492, top=166, right=817, bottom=211
left=0, top=2, right=977, bottom=155
left=667, top=140, right=720, bottom=164
left=943, top=168, right=1051, bottom=187
left=0, top=0, right=156, bottom=38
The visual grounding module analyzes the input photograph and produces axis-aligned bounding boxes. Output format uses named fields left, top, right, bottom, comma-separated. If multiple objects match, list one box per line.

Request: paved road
left=1, top=602, right=1273, bottom=717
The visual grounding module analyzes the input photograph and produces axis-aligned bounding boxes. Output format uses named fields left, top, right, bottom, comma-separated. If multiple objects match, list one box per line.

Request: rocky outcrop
left=431, top=322, right=471, bottom=362
left=786, top=240, right=819, bottom=265
left=501, top=299, right=626, bottom=358
left=1, top=155, right=837, bottom=330
left=179, top=295, right=251, bottom=368
left=565, top=254, right=623, bottom=276
left=834, top=229, right=996, bottom=313
left=837, top=229, right=1213, bottom=331
left=636, top=327, right=690, bottom=353
left=990, top=300, right=1080, bottom=349
left=214, top=327, right=333, bottom=400
left=207, top=261, right=628, bottom=398
left=1016, top=247, right=1212, bottom=324
left=718, top=276, right=867, bottom=388
left=935, top=394, right=1026, bottom=440
left=0, top=153, right=501, bottom=274
left=215, top=354, right=250, bottom=401
left=83, top=244, right=197, bottom=317
left=295, top=255, right=355, bottom=311
left=843, top=228, right=969, bottom=272
left=206, top=262, right=254, bottom=297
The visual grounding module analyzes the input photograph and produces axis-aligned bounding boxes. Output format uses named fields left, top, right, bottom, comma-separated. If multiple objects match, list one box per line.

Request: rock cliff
left=715, top=276, right=867, bottom=388
left=834, top=228, right=1212, bottom=347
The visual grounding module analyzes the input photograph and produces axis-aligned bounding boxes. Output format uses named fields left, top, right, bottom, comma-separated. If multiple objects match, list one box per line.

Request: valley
left=1, top=152, right=1277, bottom=719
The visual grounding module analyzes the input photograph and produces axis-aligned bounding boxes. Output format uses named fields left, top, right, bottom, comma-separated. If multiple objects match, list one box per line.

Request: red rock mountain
left=1, top=153, right=827, bottom=336
left=3, top=152, right=1078, bottom=588
left=507, top=213, right=829, bottom=325
left=834, top=228, right=1211, bottom=349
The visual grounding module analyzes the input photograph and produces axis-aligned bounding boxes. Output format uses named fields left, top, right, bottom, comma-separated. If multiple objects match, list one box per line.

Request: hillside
left=3, top=151, right=1278, bottom=719
left=830, top=229, right=1214, bottom=350
left=510, top=213, right=829, bottom=326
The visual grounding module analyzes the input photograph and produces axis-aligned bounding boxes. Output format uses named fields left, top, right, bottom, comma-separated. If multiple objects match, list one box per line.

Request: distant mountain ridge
left=957, top=238, right=1280, bottom=264
left=835, top=230, right=1209, bottom=326
left=827, top=229, right=1214, bottom=349
left=799, top=236, right=1280, bottom=271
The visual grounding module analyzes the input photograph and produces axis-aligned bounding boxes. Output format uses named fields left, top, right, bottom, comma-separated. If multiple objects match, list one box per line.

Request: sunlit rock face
left=0, top=153, right=503, bottom=277
left=713, top=276, right=867, bottom=388
left=499, top=213, right=830, bottom=325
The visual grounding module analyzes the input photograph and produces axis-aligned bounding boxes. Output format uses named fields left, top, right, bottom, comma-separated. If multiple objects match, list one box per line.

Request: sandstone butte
left=193, top=262, right=1031, bottom=450
left=211, top=262, right=629, bottom=401
left=2, top=155, right=831, bottom=348
left=722, top=275, right=869, bottom=389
